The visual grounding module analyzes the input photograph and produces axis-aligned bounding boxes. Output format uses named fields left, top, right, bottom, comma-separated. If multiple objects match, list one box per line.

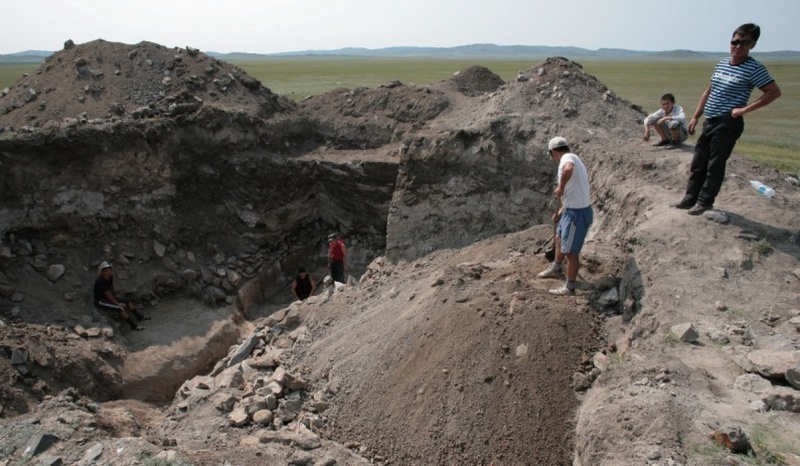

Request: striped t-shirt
left=704, top=57, right=774, bottom=118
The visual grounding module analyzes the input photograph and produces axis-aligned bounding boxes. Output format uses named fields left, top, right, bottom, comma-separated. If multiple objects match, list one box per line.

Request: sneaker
left=133, top=326, right=146, bottom=331
left=140, top=315, right=152, bottom=321
left=654, top=140, right=670, bottom=147
left=537, top=267, right=563, bottom=279
left=665, top=141, right=682, bottom=150
left=548, top=286, right=575, bottom=296
left=671, top=199, right=695, bottom=209
left=687, top=204, right=712, bottom=215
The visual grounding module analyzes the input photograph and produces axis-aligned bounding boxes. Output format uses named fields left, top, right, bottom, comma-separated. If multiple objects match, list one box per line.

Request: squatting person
left=94, top=261, right=149, bottom=331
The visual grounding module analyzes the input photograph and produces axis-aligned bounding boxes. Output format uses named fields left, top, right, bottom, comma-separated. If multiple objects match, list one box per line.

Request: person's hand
left=731, top=107, right=745, bottom=119
left=554, top=185, right=563, bottom=198
left=642, top=128, right=650, bottom=142
left=688, top=118, right=698, bottom=136
left=657, top=116, right=669, bottom=125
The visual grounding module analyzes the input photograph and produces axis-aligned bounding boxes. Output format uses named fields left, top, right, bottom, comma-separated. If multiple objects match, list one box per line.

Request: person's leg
left=677, top=121, right=715, bottom=207
left=565, top=252, right=580, bottom=288
left=654, top=122, right=669, bottom=142
left=97, top=301, right=141, bottom=330
left=331, top=261, right=344, bottom=283
left=696, top=118, right=744, bottom=207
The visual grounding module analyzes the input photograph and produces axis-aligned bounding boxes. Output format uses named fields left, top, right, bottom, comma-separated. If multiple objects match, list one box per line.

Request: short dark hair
left=734, top=23, right=760, bottom=42
left=551, top=145, right=570, bottom=154
left=661, top=93, right=675, bottom=103
left=297, top=267, right=306, bottom=274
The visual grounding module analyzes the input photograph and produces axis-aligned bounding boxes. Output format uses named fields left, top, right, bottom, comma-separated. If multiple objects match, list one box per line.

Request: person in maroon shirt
left=327, top=233, right=348, bottom=284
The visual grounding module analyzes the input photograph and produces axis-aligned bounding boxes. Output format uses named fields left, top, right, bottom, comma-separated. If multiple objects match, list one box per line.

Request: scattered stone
left=715, top=301, right=728, bottom=312
left=572, top=372, right=591, bottom=391
left=210, top=392, right=236, bottom=412
left=227, top=333, right=261, bottom=367
left=670, top=323, right=699, bottom=343
left=78, top=442, right=103, bottom=466
left=515, top=344, right=528, bottom=357
left=733, top=374, right=772, bottom=394
left=596, top=288, right=619, bottom=307
left=647, top=448, right=662, bottom=460
left=153, top=240, right=166, bottom=257
left=787, top=366, right=800, bottom=390
left=22, top=433, right=59, bottom=458
left=253, top=409, right=274, bottom=425
left=749, top=400, right=769, bottom=413
left=228, top=407, right=250, bottom=427
left=746, top=350, right=800, bottom=379
left=710, top=427, right=750, bottom=454
left=704, top=210, right=730, bottom=224
left=762, top=390, right=800, bottom=413
left=258, top=424, right=322, bottom=450
left=706, top=327, right=730, bottom=345
left=11, top=347, right=29, bottom=364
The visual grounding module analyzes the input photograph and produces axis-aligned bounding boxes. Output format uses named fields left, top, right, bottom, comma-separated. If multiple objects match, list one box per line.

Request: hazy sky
left=1, top=0, right=798, bottom=54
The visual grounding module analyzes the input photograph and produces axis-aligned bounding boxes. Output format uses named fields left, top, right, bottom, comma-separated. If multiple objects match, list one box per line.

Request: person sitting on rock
left=291, top=267, right=316, bottom=302
left=93, top=261, right=149, bottom=331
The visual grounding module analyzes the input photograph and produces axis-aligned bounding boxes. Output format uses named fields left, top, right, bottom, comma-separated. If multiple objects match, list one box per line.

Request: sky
left=1, top=0, right=798, bottom=55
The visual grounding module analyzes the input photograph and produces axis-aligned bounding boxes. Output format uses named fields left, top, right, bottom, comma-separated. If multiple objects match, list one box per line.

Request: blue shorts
left=558, top=207, right=593, bottom=254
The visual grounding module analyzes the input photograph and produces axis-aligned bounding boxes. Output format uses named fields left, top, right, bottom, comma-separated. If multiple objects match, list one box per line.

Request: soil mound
left=449, top=65, right=506, bottom=96
left=0, top=39, right=291, bottom=132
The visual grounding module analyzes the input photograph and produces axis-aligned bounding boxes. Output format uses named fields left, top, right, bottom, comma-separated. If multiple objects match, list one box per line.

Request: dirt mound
left=449, top=65, right=506, bottom=96
left=0, top=39, right=291, bottom=132
left=2, top=40, right=800, bottom=466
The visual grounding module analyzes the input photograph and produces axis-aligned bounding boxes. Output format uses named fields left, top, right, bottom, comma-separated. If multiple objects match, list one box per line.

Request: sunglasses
left=730, top=39, right=755, bottom=47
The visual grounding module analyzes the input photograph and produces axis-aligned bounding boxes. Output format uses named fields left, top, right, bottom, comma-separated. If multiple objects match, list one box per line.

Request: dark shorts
left=95, top=298, right=127, bottom=313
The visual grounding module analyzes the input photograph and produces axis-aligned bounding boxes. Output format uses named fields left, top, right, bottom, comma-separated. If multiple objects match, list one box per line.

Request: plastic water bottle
left=750, top=180, right=775, bottom=198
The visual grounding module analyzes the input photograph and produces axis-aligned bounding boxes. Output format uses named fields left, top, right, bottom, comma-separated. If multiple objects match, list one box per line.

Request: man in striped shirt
left=672, top=23, right=781, bottom=215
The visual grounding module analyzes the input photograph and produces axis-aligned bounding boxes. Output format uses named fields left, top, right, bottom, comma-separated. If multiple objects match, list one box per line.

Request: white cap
left=98, top=261, right=112, bottom=273
left=547, top=136, right=569, bottom=151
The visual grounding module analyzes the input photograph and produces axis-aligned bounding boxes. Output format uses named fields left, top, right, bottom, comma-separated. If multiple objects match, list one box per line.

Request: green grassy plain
left=2, top=58, right=797, bottom=172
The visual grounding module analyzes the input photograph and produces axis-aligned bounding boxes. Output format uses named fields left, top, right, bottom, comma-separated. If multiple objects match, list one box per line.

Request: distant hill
left=3, top=44, right=799, bottom=64
left=0, top=50, right=52, bottom=64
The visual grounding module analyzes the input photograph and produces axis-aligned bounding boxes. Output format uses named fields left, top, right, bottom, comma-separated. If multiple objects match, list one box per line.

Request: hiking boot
left=654, top=139, right=670, bottom=147
left=687, top=204, right=712, bottom=215
left=537, top=267, right=563, bottom=279
left=671, top=199, right=695, bottom=209
left=548, top=286, right=575, bottom=296
left=666, top=141, right=682, bottom=150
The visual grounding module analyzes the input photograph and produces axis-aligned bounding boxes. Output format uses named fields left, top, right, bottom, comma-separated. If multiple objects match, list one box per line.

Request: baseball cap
left=98, top=261, right=112, bottom=272
left=327, top=232, right=337, bottom=240
left=547, top=137, right=569, bottom=151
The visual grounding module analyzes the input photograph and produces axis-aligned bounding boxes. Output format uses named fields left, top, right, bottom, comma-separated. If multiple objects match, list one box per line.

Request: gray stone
left=215, top=365, right=244, bottom=389
left=277, top=397, right=303, bottom=422
left=228, top=333, right=261, bottom=367
left=0, top=284, right=14, bottom=297
left=647, top=448, right=661, bottom=460
left=253, top=409, right=274, bottom=425
left=258, top=424, right=321, bottom=450
left=747, top=350, right=800, bottom=379
left=228, top=407, right=250, bottom=427
left=596, top=288, right=619, bottom=307
left=78, top=442, right=103, bottom=466
left=733, top=374, right=772, bottom=394
left=210, top=392, right=237, bottom=412
left=670, top=323, right=699, bottom=343
left=787, top=366, right=800, bottom=390
left=153, top=240, right=166, bottom=257
left=592, top=352, right=610, bottom=372
left=515, top=344, right=528, bottom=357
left=704, top=210, right=730, bottom=224
left=572, top=372, right=591, bottom=391
left=10, top=292, right=24, bottom=302
left=266, top=393, right=278, bottom=410
left=22, top=433, right=59, bottom=457
left=749, top=400, right=769, bottom=413
left=11, top=346, right=28, bottom=364
left=706, top=327, right=729, bottom=345
left=763, top=389, right=800, bottom=413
